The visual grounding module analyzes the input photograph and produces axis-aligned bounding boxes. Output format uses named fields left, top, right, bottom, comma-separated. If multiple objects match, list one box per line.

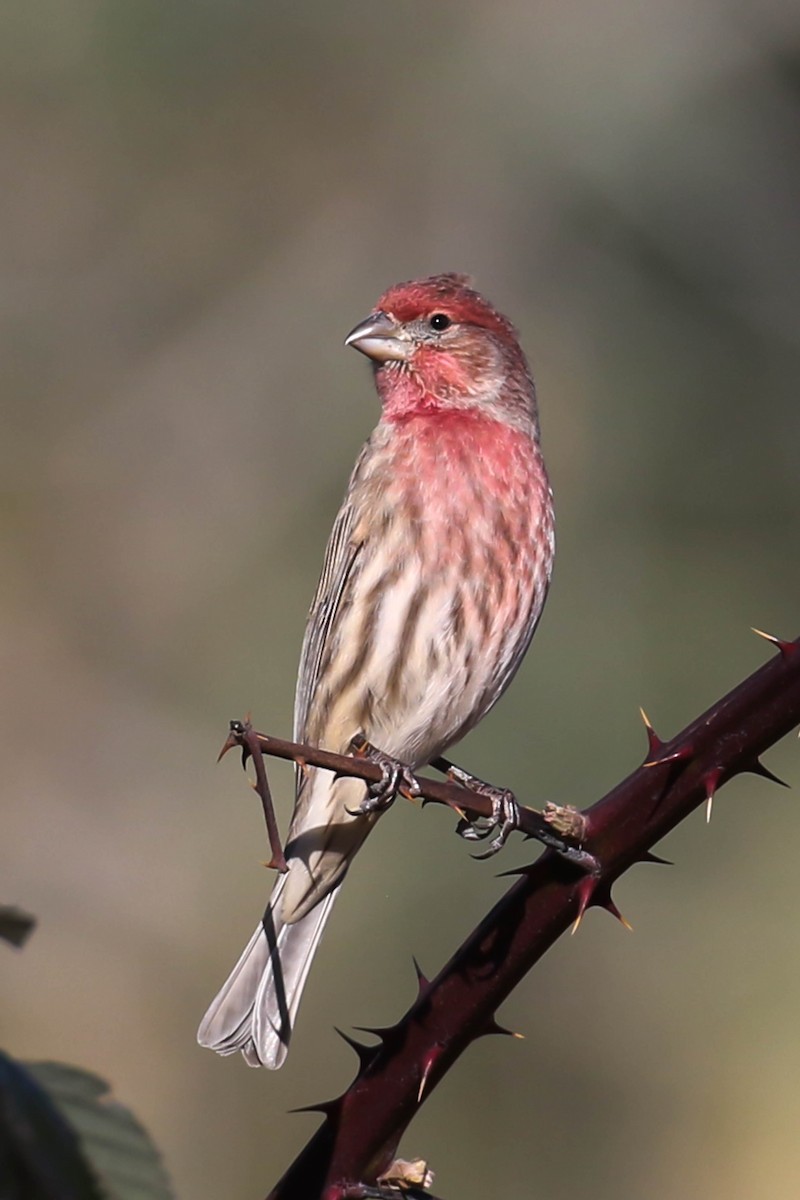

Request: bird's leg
left=431, top=755, right=520, bottom=858
left=347, top=734, right=422, bottom=815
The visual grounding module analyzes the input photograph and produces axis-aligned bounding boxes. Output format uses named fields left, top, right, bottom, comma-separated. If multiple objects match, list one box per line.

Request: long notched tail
left=197, top=873, right=339, bottom=1069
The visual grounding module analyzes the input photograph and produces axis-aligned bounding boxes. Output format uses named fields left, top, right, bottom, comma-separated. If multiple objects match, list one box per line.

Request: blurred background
left=3, top=1, right=800, bottom=1197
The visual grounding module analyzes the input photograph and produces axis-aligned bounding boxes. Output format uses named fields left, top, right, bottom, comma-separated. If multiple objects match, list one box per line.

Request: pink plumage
left=198, top=274, right=554, bottom=1067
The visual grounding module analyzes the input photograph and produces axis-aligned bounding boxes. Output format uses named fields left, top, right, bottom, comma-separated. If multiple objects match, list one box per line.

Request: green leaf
left=24, top=1062, right=177, bottom=1200
left=0, top=1050, right=104, bottom=1199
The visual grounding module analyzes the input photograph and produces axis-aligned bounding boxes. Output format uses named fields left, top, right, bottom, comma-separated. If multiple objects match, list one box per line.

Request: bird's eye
left=428, top=312, right=451, bottom=332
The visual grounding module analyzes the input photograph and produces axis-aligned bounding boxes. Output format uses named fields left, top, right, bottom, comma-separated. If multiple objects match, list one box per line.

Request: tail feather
left=197, top=873, right=339, bottom=1069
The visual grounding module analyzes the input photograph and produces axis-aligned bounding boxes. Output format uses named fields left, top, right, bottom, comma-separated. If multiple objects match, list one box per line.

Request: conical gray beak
left=344, top=310, right=411, bottom=363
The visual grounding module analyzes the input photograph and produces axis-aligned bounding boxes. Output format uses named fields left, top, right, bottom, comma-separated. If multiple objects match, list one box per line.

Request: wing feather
left=292, top=498, right=362, bottom=759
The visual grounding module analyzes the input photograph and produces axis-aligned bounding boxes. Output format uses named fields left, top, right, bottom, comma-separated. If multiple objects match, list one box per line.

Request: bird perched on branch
left=198, top=274, right=555, bottom=1067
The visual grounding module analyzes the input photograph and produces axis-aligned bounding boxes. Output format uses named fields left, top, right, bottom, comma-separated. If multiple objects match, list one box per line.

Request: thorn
left=290, top=1097, right=340, bottom=1116
left=639, top=707, right=665, bottom=759
left=702, top=767, right=724, bottom=823
left=480, top=1016, right=525, bottom=1040
left=496, top=863, right=537, bottom=879
left=412, top=957, right=430, bottom=994
left=572, top=876, right=632, bottom=932
left=601, top=892, right=633, bottom=931
left=571, top=873, right=600, bottom=934
left=643, top=742, right=693, bottom=770
left=417, top=1046, right=442, bottom=1103
left=334, top=1027, right=377, bottom=1070
left=352, top=1023, right=399, bottom=1048
left=217, top=732, right=238, bottom=763
left=744, top=759, right=789, bottom=788
left=639, top=850, right=672, bottom=866
left=335, top=1027, right=376, bottom=1056
left=640, top=705, right=693, bottom=769
left=417, top=1061, right=432, bottom=1104
left=751, top=628, right=797, bottom=661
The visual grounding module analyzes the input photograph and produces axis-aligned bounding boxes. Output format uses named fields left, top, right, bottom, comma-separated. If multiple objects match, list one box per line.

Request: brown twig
left=219, top=720, right=288, bottom=873
left=219, top=720, right=596, bottom=873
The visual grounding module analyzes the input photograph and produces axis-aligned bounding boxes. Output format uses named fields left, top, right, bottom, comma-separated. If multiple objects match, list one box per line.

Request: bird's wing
left=292, top=494, right=363, bottom=767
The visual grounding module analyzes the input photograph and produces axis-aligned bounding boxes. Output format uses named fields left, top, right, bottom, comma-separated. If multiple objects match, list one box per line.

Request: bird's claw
left=455, top=814, right=495, bottom=842
left=346, top=736, right=421, bottom=816
left=440, top=759, right=520, bottom=858
left=467, top=788, right=520, bottom=859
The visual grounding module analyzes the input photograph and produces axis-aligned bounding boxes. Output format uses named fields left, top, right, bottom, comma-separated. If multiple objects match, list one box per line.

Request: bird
left=197, top=273, right=555, bottom=1068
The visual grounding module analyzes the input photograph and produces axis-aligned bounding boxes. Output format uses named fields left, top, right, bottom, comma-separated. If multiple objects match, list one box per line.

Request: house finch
left=197, top=273, right=555, bottom=1068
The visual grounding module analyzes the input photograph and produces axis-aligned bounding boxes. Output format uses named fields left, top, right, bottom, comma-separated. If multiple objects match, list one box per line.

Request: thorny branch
left=219, top=631, right=799, bottom=1200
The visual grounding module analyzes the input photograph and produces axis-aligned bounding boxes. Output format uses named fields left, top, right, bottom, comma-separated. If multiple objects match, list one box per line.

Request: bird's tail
left=197, top=872, right=339, bottom=1069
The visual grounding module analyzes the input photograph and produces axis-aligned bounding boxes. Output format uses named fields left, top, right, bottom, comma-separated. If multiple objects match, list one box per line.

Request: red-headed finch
left=198, top=274, right=555, bottom=1067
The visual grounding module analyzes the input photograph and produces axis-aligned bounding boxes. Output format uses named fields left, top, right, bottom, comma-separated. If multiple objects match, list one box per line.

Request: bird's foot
left=433, top=756, right=520, bottom=858
left=346, top=734, right=421, bottom=815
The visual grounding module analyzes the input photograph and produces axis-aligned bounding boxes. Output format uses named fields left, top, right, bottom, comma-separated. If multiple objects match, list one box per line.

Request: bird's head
left=345, top=274, right=538, bottom=429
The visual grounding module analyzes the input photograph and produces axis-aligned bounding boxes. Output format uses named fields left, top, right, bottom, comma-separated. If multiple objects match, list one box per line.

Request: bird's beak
left=344, top=310, right=411, bottom=363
